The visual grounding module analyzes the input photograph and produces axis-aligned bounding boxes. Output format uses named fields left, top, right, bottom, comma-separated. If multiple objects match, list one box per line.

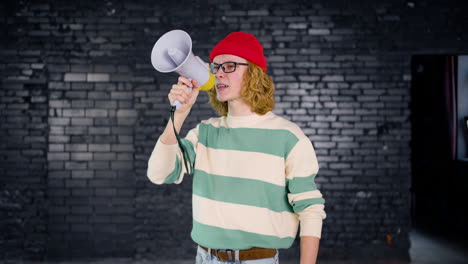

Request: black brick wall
left=1, top=0, right=468, bottom=262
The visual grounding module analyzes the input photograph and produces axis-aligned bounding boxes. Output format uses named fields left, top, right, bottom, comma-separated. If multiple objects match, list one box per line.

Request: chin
left=216, top=96, right=228, bottom=102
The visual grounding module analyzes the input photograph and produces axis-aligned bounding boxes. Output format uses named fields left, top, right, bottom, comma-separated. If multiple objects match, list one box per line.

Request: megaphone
left=151, top=30, right=215, bottom=110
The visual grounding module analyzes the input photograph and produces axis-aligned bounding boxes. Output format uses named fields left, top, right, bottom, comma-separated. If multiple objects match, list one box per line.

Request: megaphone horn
left=151, top=30, right=215, bottom=110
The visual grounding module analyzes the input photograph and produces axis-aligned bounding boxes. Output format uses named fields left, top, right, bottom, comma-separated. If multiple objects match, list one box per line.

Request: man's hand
left=168, top=76, right=200, bottom=114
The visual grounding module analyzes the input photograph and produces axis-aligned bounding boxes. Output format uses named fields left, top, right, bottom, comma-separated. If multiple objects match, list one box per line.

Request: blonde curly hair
left=208, top=62, right=275, bottom=116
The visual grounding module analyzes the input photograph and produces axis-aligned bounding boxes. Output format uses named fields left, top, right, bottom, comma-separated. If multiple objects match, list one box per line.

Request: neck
left=228, top=99, right=254, bottom=116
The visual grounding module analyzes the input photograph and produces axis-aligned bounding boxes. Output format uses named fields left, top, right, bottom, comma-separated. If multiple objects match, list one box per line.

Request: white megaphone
left=151, top=29, right=215, bottom=110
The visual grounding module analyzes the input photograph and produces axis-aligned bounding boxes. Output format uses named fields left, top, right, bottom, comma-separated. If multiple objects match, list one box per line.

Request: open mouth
left=216, top=84, right=229, bottom=92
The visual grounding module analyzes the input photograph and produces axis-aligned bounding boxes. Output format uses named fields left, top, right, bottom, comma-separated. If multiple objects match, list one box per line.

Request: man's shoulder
left=199, top=115, right=225, bottom=127
left=267, top=112, right=305, bottom=139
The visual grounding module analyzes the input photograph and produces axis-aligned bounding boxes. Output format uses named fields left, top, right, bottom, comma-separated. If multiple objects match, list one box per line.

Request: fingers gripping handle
left=173, top=86, right=192, bottom=111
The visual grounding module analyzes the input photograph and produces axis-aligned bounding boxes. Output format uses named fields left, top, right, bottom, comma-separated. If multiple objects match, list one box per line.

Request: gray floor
left=409, top=228, right=468, bottom=264
left=6, top=228, right=468, bottom=264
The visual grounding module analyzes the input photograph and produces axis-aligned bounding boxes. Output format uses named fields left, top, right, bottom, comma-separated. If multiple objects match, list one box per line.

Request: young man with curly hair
left=147, top=32, right=326, bottom=264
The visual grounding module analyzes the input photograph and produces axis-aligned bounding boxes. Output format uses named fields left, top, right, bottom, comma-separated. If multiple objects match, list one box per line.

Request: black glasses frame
left=210, top=61, right=249, bottom=74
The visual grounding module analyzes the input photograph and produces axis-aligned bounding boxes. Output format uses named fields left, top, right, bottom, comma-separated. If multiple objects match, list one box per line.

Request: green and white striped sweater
left=147, top=111, right=326, bottom=250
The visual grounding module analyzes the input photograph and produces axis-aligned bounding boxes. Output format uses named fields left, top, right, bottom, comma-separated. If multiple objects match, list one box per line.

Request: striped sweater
left=147, top=111, right=326, bottom=250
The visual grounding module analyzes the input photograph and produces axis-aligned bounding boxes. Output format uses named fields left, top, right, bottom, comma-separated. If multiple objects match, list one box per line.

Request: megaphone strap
left=170, top=106, right=193, bottom=176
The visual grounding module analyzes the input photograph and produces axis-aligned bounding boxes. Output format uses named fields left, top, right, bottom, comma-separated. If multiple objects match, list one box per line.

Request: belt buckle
left=218, top=249, right=235, bottom=262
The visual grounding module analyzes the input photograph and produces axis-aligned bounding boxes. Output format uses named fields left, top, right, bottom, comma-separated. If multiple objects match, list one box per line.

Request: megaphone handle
left=172, top=79, right=193, bottom=110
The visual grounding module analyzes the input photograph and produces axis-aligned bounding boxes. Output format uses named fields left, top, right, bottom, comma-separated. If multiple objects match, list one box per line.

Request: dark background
left=1, top=0, right=467, bottom=262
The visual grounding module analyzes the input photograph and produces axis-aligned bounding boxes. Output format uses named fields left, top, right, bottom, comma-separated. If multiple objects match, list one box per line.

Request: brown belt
left=200, top=245, right=277, bottom=262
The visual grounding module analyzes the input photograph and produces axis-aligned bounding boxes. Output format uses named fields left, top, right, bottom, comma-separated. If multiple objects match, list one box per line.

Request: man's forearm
left=160, top=111, right=190, bottom=144
left=300, top=236, right=320, bottom=264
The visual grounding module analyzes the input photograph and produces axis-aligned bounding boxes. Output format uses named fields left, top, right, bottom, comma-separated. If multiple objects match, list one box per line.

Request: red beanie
left=209, top=32, right=267, bottom=72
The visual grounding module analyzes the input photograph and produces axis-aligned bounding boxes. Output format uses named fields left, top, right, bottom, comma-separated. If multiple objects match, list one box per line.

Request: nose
left=215, top=69, right=225, bottom=79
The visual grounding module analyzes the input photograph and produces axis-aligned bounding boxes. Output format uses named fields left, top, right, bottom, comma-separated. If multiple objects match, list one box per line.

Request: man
left=147, top=31, right=326, bottom=264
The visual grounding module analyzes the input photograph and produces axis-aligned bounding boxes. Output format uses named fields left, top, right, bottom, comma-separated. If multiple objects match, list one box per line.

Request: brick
left=88, top=92, right=109, bottom=99
left=65, top=91, right=87, bottom=99
left=70, top=64, right=92, bottom=72
left=48, top=135, right=70, bottom=143
left=49, top=144, right=65, bottom=152
left=65, top=179, right=87, bottom=188
left=356, top=109, right=378, bottom=115
left=49, top=170, right=71, bottom=179
left=329, top=163, right=352, bottom=169
left=95, top=188, right=116, bottom=196
left=66, top=144, right=87, bottom=152
left=65, top=126, right=87, bottom=135
left=116, top=110, right=137, bottom=117
left=71, top=118, right=93, bottom=126
left=316, top=115, right=337, bottom=122
left=248, top=10, right=269, bottom=16
left=66, top=215, right=87, bottom=223
left=118, top=100, right=133, bottom=108
left=351, top=82, right=373, bottom=89
left=118, top=135, right=133, bottom=143
left=318, top=129, right=340, bottom=135
left=380, top=95, right=402, bottom=101
left=71, top=152, right=93, bottom=161
left=300, top=83, right=316, bottom=89
left=337, top=142, right=360, bottom=148
left=49, top=100, right=71, bottom=108
left=327, top=83, right=349, bottom=89
left=111, top=161, right=133, bottom=169
left=72, top=170, right=94, bottom=179
left=289, top=23, right=308, bottom=29
left=71, top=189, right=94, bottom=197
left=331, top=136, right=354, bottom=142
left=111, top=215, right=133, bottom=223
left=298, top=76, right=320, bottom=82
left=48, top=127, right=64, bottom=137
left=302, top=96, right=319, bottom=102
left=355, top=122, right=377, bottom=128
left=49, top=205, right=69, bottom=215
left=331, top=109, right=354, bottom=115
left=300, top=102, right=315, bottom=108
left=70, top=84, right=92, bottom=91
left=308, top=29, right=330, bottom=35
left=111, top=92, right=133, bottom=100
left=341, top=129, right=364, bottom=135
left=314, top=142, right=336, bottom=149
left=94, top=153, right=116, bottom=160
left=111, top=144, right=133, bottom=152
left=48, top=153, right=70, bottom=161
left=268, top=56, right=286, bottom=62
left=322, top=75, right=344, bottom=82
left=89, top=144, right=111, bottom=152
left=72, top=100, right=94, bottom=108
left=96, top=101, right=117, bottom=109
left=64, top=73, right=86, bottom=82
left=87, top=73, right=110, bottom=82
left=85, top=109, right=108, bottom=117
left=88, top=161, right=109, bottom=169
left=318, top=62, right=340, bottom=68
left=63, top=109, right=85, bottom=117
left=89, top=127, right=110, bottom=135
left=357, top=96, right=378, bottom=102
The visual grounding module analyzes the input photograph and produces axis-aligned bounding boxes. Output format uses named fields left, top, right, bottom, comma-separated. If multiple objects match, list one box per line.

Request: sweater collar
left=225, top=111, right=273, bottom=128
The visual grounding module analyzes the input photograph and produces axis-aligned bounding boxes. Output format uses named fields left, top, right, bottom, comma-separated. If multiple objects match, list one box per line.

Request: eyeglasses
left=210, top=62, right=249, bottom=74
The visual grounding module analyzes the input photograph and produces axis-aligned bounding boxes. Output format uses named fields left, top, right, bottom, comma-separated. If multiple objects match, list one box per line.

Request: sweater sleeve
left=147, top=124, right=199, bottom=184
left=285, top=136, right=326, bottom=238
